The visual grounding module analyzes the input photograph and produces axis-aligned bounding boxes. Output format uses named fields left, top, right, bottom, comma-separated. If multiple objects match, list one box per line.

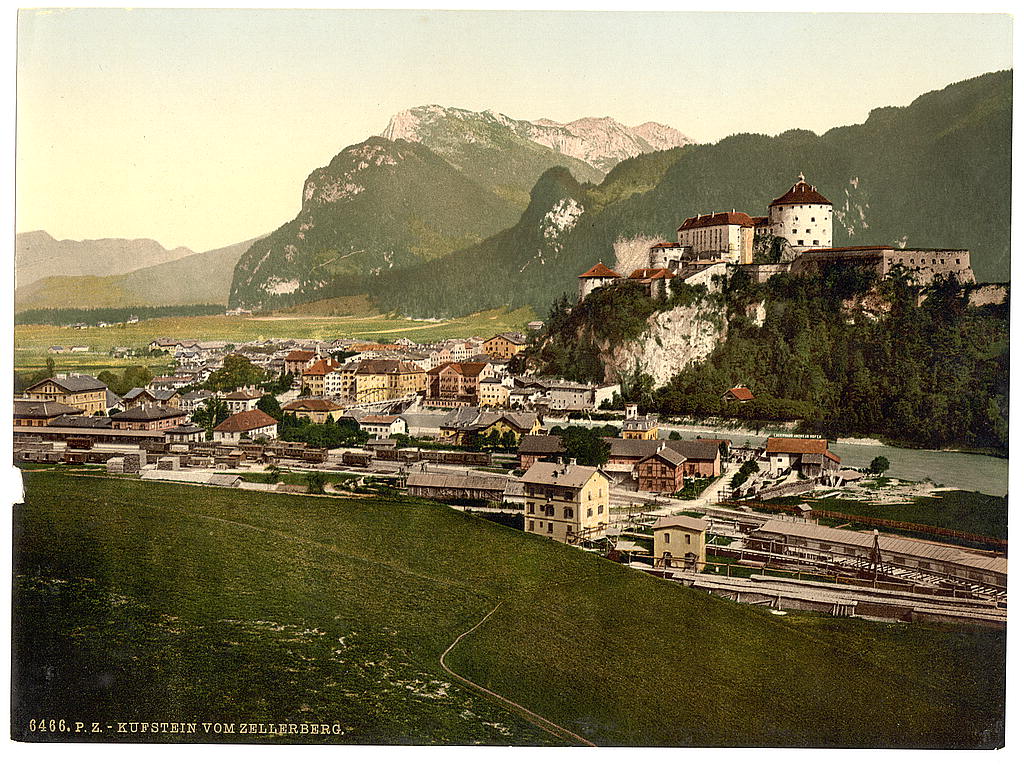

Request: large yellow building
left=24, top=374, right=108, bottom=416
left=653, top=515, right=709, bottom=570
left=352, top=359, right=426, bottom=403
left=482, top=332, right=529, bottom=360
left=511, top=461, right=610, bottom=545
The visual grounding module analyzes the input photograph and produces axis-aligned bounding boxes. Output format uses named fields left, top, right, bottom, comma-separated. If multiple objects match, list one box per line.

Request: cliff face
left=599, top=300, right=728, bottom=386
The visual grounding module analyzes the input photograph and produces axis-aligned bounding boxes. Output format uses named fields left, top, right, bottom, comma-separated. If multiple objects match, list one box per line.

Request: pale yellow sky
left=15, top=8, right=1013, bottom=252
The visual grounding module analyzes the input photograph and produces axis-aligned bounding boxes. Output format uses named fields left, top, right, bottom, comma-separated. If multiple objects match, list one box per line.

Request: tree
left=306, top=472, right=327, bottom=494
left=550, top=425, right=611, bottom=466
left=205, top=354, right=266, bottom=392
left=257, top=394, right=283, bottom=421
left=668, top=430, right=683, bottom=440
left=869, top=456, right=890, bottom=475
left=194, top=398, right=229, bottom=434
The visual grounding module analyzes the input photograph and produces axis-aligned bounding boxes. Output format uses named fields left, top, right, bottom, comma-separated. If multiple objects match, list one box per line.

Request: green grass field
left=13, top=306, right=536, bottom=375
left=765, top=490, right=1008, bottom=542
left=13, top=473, right=1005, bottom=746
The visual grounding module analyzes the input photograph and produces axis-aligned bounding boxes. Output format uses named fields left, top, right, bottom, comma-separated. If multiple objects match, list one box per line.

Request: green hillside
left=369, top=71, right=1011, bottom=318
left=15, top=238, right=255, bottom=310
left=14, top=472, right=1004, bottom=746
left=228, top=137, right=522, bottom=310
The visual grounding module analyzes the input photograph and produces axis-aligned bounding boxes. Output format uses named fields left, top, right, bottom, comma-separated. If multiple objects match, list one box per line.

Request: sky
left=14, top=7, right=1013, bottom=253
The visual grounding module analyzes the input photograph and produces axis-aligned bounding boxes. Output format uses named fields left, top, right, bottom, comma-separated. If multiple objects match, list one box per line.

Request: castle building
left=765, top=173, right=833, bottom=253
left=576, top=173, right=972, bottom=300
left=578, top=262, right=622, bottom=302
left=676, top=211, right=755, bottom=264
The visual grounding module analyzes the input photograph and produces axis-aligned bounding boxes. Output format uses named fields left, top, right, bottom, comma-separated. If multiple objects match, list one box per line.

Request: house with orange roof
left=577, top=262, right=622, bottom=301
left=763, top=436, right=841, bottom=480
left=722, top=386, right=755, bottom=403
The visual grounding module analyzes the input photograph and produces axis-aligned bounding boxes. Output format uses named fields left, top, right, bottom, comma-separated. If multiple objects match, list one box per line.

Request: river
left=551, top=418, right=1009, bottom=497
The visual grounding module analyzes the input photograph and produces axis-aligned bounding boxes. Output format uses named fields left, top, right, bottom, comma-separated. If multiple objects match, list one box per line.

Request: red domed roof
left=770, top=174, right=832, bottom=207
left=578, top=262, right=622, bottom=279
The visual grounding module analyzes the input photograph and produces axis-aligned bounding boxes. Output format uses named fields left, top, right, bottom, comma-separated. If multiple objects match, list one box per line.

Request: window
left=598, top=505, right=604, bottom=514
left=564, top=507, right=574, bottom=519
left=811, top=217, right=816, bottom=222
left=805, top=229, right=811, bottom=234
left=956, top=259, right=961, bottom=264
left=587, top=508, right=593, bottom=517
left=548, top=523, right=553, bottom=533
left=685, top=534, right=691, bottom=544
left=797, top=240, right=804, bottom=246
left=528, top=520, right=534, bottom=531
left=813, top=240, right=819, bottom=245
left=792, top=229, right=797, bottom=234
left=664, top=533, right=671, bottom=543
left=527, top=502, right=534, bottom=514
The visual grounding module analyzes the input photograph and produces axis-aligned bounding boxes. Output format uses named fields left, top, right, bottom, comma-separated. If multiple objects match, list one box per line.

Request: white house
left=212, top=409, right=279, bottom=443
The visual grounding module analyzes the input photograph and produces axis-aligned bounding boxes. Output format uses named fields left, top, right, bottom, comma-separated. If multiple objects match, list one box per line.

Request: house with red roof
left=722, top=386, right=755, bottom=403
left=763, top=436, right=841, bottom=480
left=213, top=409, right=279, bottom=443
left=577, top=262, right=622, bottom=301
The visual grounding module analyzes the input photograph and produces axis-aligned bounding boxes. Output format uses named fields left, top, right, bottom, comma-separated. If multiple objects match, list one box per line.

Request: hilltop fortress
left=579, top=174, right=975, bottom=301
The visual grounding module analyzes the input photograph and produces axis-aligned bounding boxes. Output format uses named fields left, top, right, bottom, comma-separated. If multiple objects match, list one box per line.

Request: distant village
left=14, top=173, right=1005, bottom=631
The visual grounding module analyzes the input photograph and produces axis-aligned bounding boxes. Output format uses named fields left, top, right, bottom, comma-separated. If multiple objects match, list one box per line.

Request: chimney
left=569, top=458, right=577, bottom=466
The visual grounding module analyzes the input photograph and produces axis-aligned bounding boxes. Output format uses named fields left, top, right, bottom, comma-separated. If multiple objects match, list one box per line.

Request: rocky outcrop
left=600, top=300, right=728, bottom=387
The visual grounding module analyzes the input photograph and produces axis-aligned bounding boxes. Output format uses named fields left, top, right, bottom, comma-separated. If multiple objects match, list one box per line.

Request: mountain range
left=228, top=108, right=691, bottom=310
left=15, top=75, right=1011, bottom=316
left=367, top=71, right=1012, bottom=318
left=15, top=231, right=194, bottom=287
left=15, top=238, right=254, bottom=310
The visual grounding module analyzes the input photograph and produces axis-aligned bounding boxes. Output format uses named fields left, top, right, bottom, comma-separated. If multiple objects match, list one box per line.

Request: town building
left=622, top=403, right=659, bottom=440
left=404, top=471, right=509, bottom=504
left=425, top=361, right=493, bottom=407
left=511, top=461, right=611, bottom=544
left=482, top=332, right=529, bottom=360
left=164, top=423, right=206, bottom=443
left=637, top=446, right=688, bottom=493
left=479, top=377, right=510, bottom=408
left=212, top=409, right=279, bottom=443
left=439, top=409, right=542, bottom=446
left=122, top=388, right=182, bottom=409
left=110, top=405, right=188, bottom=431
left=653, top=515, right=709, bottom=570
left=763, top=437, right=841, bottom=479
left=283, top=349, right=318, bottom=376
left=13, top=400, right=83, bottom=426
left=748, top=518, right=1006, bottom=590
left=357, top=414, right=407, bottom=439
left=352, top=359, right=426, bottom=403
left=282, top=398, right=346, bottom=424
left=224, top=388, right=262, bottom=414
left=23, top=374, right=109, bottom=415
left=677, top=211, right=755, bottom=264
left=301, top=358, right=342, bottom=397
left=517, top=434, right=566, bottom=470
left=790, top=246, right=975, bottom=286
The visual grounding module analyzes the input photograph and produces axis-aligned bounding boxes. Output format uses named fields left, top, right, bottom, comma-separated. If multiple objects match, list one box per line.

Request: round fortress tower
left=768, top=173, right=832, bottom=254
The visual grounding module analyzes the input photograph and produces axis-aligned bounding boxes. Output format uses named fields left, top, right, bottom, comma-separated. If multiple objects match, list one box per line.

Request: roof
left=628, top=268, right=674, bottom=280
left=428, top=361, right=490, bottom=377
left=520, top=460, right=604, bottom=489
left=487, top=332, right=528, bottom=345
left=406, top=472, right=509, bottom=492
left=650, top=242, right=684, bottom=249
left=164, top=423, right=205, bottom=434
left=283, top=398, right=344, bottom=412
left=678, top=211, right=755, bottom=230
left=303, top=359, right=339, bottom=376
left=754, top=519, right=1006, bottom=574
left=284, top=350, right=316, bottom=361
left=653, top=514, right=710, bottom=532
left=359, top=414, right=398, bottom=425
left=224, top=389, right=262, bottom=400
left=578, top=262, right=622, bottom=279
left=213, top=409, right=279, bottom=433
left=27, top=374, right=106, bottom=393
left=207, top=474, right=242, bottom=486
left=475, top=411, right=538, bottom=432
left=14, top=400, right=83, bottom=418
left=518, top=434, right=566, bottom=455
left=765, top=437, right=830, bottom=455
left=770, top=178, right=832, bottom=207
left=725, top=386, right=755, bottom=401
left=751, top=216, right=770, bottom=226
left=604, top=438, right=664, bottom=459
left=355, top=358, right=424, bottom=375
left=110, top=405, right=185, bottom=422
left=640, top=448, right=687, bottom=467
left=124, top=388, right=178, bottom=402
left=45, top=415, right=114, bottom=429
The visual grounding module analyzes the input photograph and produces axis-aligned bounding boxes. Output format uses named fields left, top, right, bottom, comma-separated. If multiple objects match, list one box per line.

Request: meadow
left=13, top=306, right=536, bottom=375
left=13, top=472, right=1004, bottom=746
